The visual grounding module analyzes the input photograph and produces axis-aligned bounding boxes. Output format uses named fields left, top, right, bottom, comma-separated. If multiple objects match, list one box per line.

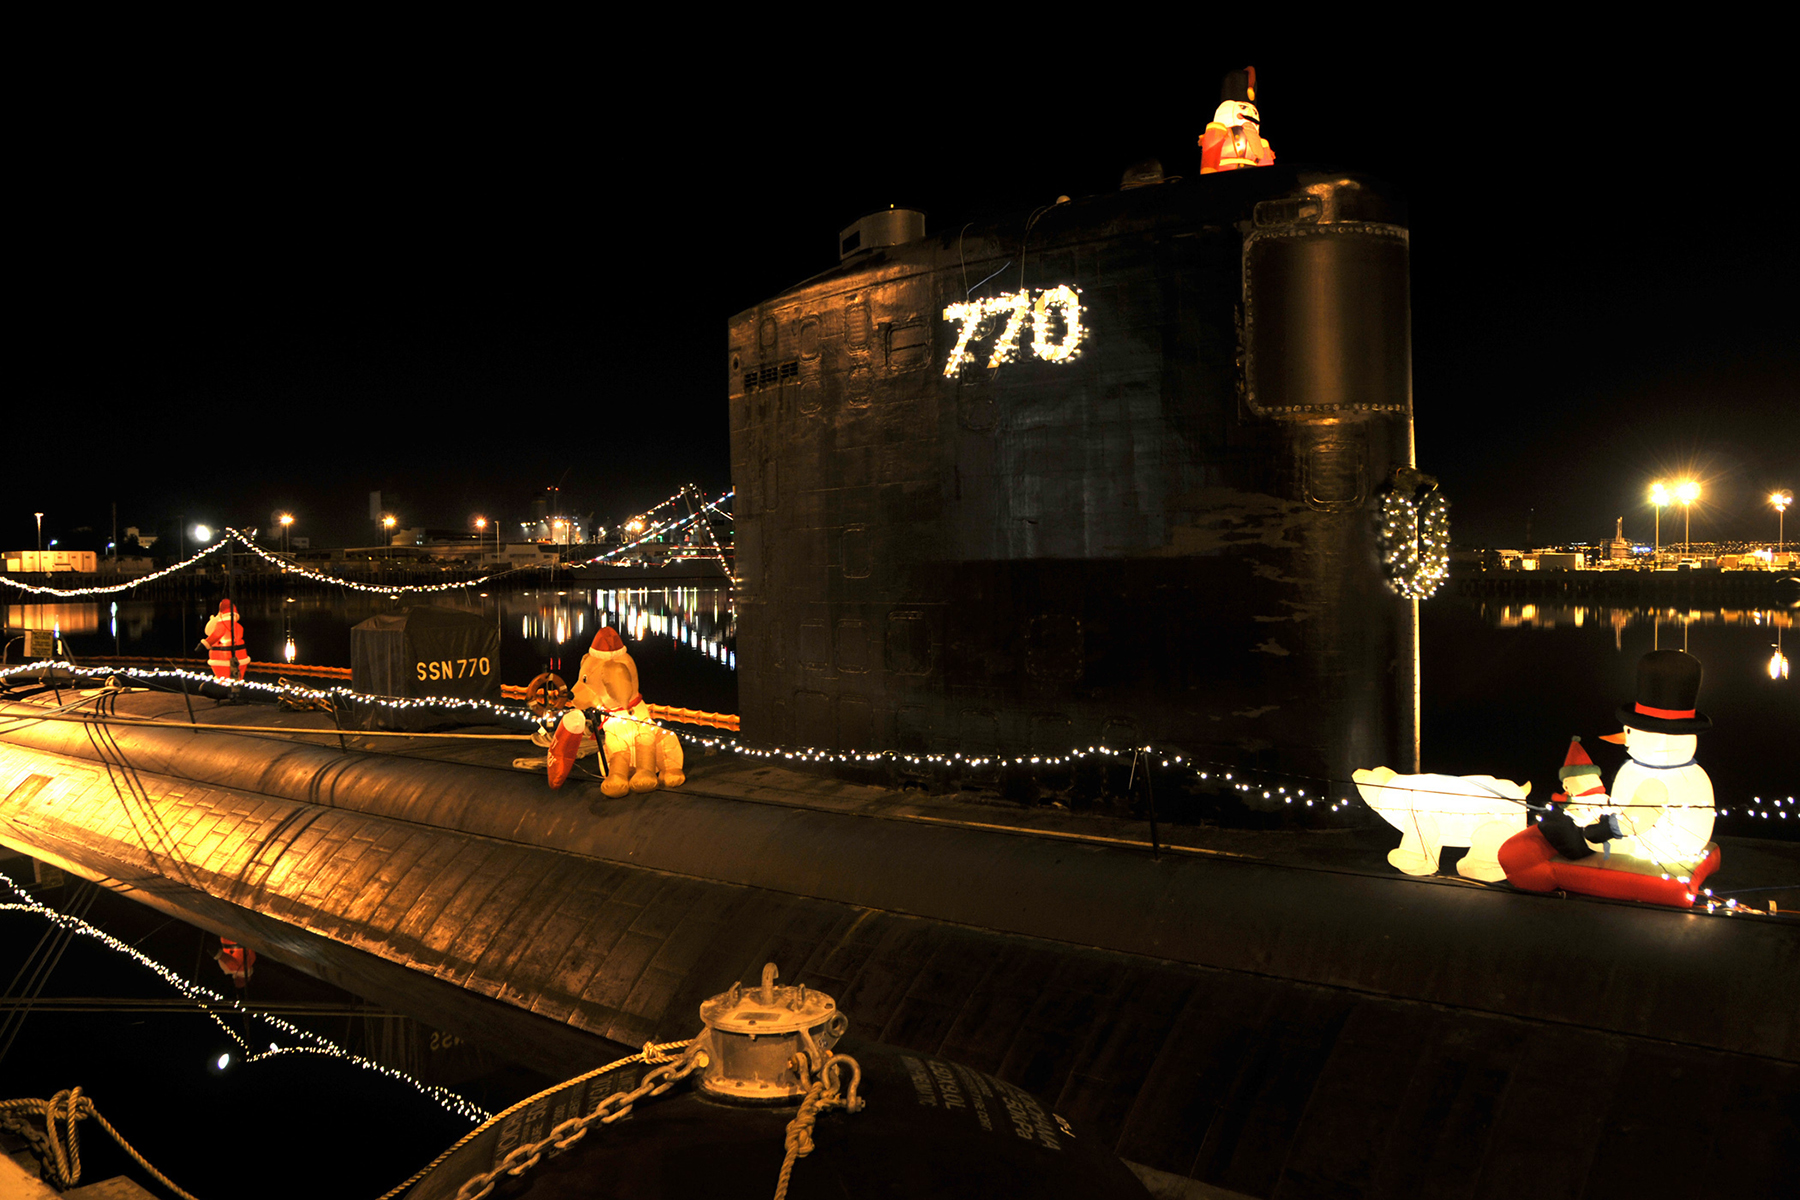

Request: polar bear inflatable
left=1352, top=768, right=1530, bottom=882
left=542, top=627, right=685, bottom=795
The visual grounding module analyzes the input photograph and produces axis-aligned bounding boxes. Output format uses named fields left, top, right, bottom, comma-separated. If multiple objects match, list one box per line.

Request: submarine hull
left=4, top=696, right=1796, bottom=1199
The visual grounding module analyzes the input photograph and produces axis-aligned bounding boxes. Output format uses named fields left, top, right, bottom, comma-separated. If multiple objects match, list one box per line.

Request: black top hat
left=1616, top=649, right=1712, bottom=734
left=1221, top=67, right=1256, bottom=105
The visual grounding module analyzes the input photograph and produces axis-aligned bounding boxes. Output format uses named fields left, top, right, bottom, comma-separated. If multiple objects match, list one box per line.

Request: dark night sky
left=10, top=46, right=1795, bottom=554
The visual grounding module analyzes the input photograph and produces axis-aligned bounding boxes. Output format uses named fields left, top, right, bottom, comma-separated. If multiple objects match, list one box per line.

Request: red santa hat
left=1553, top=736, right=1606, bottom=801
left=587, top=627, right=628, bottom=661
left=217, top=599, right=237, bottom=616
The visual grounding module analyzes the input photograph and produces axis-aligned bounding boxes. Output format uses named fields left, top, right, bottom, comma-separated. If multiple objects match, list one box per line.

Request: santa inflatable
left=202, top=599, right=250, bottom=680
left=214, top=937, right=256, bottom=989
left=1199, top=66, right=1276, bottom=174
left=1499, top=651, right=1722, bottom=906
left=539, top=627, right=685, bottom=795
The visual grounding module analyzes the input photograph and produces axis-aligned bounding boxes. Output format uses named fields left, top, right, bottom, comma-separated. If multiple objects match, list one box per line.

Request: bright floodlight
left=216, top=1052, right=231, bottom=1070
left=383, top=515, right=397, bottom=528
left=1650, top=481, right=1670, bottom=506
left=1676, top=480, right=1700, bottom=504
left=1775, top=492, right=1793, bottom=513
left=193, top=525, right=212, bottom=542
left=278, top=513, right=293, bottom=527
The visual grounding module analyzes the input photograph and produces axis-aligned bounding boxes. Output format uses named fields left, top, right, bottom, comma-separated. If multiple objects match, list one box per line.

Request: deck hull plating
left=3, top=700, right=1796, bottom=1197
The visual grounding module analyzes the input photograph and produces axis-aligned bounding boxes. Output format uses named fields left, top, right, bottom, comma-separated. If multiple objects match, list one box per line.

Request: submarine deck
left=2, top=680, right=1795, bottom=1199
left=11, top=680, right=1794, bottom=900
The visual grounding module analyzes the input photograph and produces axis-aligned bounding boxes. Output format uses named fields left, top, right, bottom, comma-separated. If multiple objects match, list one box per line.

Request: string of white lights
left=570, top=490, right=733, bottom=569
left=6, top=660, right=1773, bottom=822
left=1, top=529, right=520, bottom=600
left=223, top=530, right=522, bottom=596
left=4, top=490, right=734, bottom=603
left=0, top=869, right=489, bottom=1121
left=679, top=485, right=733, bottom=570
left=5, top=663, right=1777, bottom=824
left=0, top=663, right=540, bottom=730
left=0, top=541, right=229, bottom=598
left=942, top=286, right=1086, bottom=376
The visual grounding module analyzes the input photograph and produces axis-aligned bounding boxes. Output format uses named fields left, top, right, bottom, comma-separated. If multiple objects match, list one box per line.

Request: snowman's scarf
left=1625, top=756, right=1697, bottom=771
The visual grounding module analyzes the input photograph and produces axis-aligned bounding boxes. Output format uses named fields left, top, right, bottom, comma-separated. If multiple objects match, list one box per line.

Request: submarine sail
left=729, top=165, right=1421, bottom=786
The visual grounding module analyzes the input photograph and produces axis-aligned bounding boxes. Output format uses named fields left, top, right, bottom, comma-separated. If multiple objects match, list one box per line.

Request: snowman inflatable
left=1499, top=650, right=1721, bottom=906
left=1352, top=767, right=1530, bottom=881
left=1580, top=650, right=1716, bottom=873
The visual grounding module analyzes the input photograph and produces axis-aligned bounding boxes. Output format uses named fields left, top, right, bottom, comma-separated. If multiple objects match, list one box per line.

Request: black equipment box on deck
left=351, top=606, right=500, bottom=703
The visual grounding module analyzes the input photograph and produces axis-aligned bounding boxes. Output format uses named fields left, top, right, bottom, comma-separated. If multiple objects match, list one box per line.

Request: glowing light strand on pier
left=4, top=487, right=731, bottom=600
left=0, top=529, right=520, bottom=599
left=0, top=540, right=231, bottom=598
left=223, top=531, right=520, bottom=595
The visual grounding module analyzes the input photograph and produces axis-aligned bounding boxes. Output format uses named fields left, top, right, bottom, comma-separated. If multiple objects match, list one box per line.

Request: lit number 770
left=941, top=285, right=1084, bottom=376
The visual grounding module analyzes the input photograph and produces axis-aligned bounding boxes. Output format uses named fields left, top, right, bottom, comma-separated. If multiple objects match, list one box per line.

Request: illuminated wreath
left=1377, top=471, right=1450, bottom=599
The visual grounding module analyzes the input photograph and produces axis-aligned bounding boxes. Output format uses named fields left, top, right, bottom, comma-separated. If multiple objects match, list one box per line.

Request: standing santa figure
left=202, top=599, right=250, bottom=681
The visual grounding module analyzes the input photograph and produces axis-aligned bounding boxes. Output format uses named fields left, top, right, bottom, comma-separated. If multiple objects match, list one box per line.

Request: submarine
left=2, top=156, right=1797, bottom=1198
left=2, top=664, right=1794, bottom=1198
left=729, top=163, right=1424, bottom=787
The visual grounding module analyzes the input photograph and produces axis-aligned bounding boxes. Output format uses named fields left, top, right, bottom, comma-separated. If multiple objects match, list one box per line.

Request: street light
left=1675, top=480, right=1700, bottom=557
left=1648, top=481, right=1669, bottom=562
left=278, top=513, right=294, bottom=554
left=1774, top=491, right=1792, bottom=557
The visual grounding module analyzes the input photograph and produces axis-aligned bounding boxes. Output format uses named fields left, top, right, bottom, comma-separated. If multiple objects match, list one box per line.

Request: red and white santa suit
left=1200, top=99, right=1275, bottom=174
left=203, top=600, right=250, bottom=679
left=215, top=937, right=256, bottom=987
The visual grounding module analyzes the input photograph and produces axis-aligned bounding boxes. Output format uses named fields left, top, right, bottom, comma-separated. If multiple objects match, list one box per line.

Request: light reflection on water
left=1424, top=596, right=1795, bottom=824
left=513, top=587, right=736, bottom=670
left=1478, top=602, right=1792, bottom=650
left=7, top=586, right=739, bottom=716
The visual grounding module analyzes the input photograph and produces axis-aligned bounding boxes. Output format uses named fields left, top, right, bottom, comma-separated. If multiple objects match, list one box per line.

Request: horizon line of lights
left=3, top=489, right=735, bottom=601
left=0, top=868, right=489, bottom=1123
left=1, top=529, right=527, bottom=600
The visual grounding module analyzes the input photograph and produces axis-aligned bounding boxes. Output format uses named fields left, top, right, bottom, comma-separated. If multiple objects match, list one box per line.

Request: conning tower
left=728, top=166, right=1420, bottom=785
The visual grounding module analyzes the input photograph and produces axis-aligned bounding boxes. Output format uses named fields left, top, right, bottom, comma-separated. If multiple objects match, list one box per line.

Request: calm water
left=8, top=584, right=741, bottom=718
left=8, top=587, right=1794, bottom=826
left=1419, top=597, right=1796, bottom=834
